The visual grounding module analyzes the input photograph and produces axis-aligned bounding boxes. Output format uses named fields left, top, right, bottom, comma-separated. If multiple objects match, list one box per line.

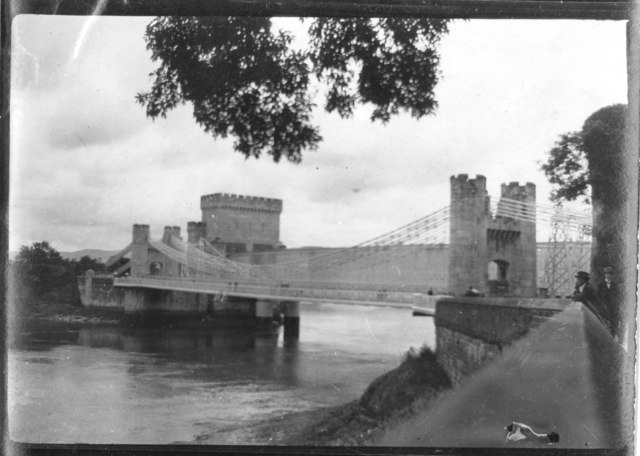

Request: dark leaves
left=540, top=104, right=627, bottom=205
left=309, top=18, right=447, bottom=123
left=540, top=132, right=589, bottom=204
left=137, top=17, right=451, bottom=162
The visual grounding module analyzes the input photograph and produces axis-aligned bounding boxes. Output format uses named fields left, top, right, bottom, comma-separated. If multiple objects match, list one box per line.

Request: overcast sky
left=9, top=16, right=628, bottom=253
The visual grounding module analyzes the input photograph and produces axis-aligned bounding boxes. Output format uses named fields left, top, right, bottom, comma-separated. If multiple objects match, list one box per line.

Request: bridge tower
left=448, top=175, right=538, bottom=297
left=187, top=221, right=206, bottom=244
left=200, top=193, right=283, bottom=255
left=489, top=182, right=537, bottom=297
left=449, top=174, right=490, bottom=296
left=130, top=224, right=150, bottom=277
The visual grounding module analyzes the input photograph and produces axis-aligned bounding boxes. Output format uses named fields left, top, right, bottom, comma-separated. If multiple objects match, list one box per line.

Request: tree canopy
left=541, top=103, right=628, bottom=337
left=136, top=17, right=450, bottom=163
left=541, top=104, right=626, bottom=205
left=12, top=241, right=106, bottom=307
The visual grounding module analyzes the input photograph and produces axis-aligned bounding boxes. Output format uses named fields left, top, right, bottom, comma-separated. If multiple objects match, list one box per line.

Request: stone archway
left=487, top=259, right=509, bottom=296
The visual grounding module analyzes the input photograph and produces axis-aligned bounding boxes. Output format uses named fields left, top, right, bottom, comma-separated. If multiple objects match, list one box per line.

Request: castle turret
left=130, top=224, right=150, bottom=277
left=187, top=221, right=206, bottom=244
left=491, top=182, right=537, bottom=297
left=201, top=193, right=283, bottom=254
left=449, top=175, right=490, bottom=296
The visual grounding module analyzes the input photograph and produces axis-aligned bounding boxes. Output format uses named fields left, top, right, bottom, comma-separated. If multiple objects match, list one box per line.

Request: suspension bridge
left=108, top=197, right=591, bottom=308
left=74, top=176, right=595, bottom=338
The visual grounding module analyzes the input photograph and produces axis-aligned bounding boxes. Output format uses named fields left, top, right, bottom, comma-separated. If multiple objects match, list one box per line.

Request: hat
left=603, top=266, right=614, bottom=273
left=575, top=271, right=590, bottom=280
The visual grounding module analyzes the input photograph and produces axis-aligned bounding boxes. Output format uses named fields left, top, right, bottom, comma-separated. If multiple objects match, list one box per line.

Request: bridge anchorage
left=80, top=176, right=591, bottom=337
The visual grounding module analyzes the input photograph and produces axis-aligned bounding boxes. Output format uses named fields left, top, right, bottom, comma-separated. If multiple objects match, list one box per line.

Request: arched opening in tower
left=487, top=259, right=509, bottom=296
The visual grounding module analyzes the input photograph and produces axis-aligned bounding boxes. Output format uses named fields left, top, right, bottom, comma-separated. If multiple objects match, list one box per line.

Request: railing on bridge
left=114, top=276, right=437, bottom=308
left=117, top=199, right=591, bottom=301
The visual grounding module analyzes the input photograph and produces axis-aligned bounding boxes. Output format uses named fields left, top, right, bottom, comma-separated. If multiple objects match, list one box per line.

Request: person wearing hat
left=597, top=266, right=618, bottom=332
left=597, top=266, right=616, bottom=305
left=571, top=270, right=610, bottom=329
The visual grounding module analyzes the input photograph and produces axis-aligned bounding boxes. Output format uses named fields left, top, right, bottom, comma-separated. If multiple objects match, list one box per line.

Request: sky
left=9, top=15, right=628, bottom=253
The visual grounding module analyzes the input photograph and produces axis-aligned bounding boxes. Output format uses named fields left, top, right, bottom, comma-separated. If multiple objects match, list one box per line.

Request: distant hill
left=59, top=249, right=121, bottom=262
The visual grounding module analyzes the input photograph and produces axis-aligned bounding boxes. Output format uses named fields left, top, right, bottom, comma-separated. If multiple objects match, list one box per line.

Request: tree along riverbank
left=191, top=346, right=451, bottom=445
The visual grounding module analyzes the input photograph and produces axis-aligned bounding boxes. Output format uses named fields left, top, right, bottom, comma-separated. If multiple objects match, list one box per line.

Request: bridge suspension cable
left=143, top=199, right=591, bottom=291
left=145, top=205, right=450, bottom=283
left=493, top=197, right=591, bottom=232
left=491, top=197, right=592, bottom=297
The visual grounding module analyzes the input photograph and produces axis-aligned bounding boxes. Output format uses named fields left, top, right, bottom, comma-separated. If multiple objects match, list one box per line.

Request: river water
left=8, top=303, right=435, bottom=444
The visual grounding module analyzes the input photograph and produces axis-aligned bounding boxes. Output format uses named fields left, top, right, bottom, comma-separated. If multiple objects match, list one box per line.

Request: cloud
left=8, top=17, right=628, bottom=253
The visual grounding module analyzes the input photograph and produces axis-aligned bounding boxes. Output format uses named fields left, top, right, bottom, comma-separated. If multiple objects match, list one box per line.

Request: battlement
left=501, top=182, right=536, bottom=202
left=132, top=224, right=150, bottom=244
left=162, top=226, right=182, bottom=242
left=201, top=193, right=283, bottom=213
left=450, top=174, right=487, bottom=192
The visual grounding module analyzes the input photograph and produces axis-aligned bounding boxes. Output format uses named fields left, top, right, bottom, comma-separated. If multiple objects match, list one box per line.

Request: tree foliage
left=540, top=132, right=589, bottom=203
left=541, top=104, right=626, bottom=205
left=136, top=17, right=450, bottom=163
left=12, top=242, right=106, bottom=307
left=541, top=104, right=628, bottom=337
left=14, top=241, right=69, bottom=300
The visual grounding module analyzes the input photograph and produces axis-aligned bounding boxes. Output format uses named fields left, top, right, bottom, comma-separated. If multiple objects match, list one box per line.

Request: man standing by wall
left=597, top=266, right=618, bottom=334
left=571, top=270, right=611, bottom=332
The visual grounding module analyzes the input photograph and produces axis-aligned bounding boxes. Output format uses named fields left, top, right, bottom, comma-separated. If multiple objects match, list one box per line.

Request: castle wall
left=201, top=193, right=282, bottom=253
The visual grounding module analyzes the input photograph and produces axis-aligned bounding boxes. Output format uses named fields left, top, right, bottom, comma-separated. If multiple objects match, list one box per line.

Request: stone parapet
left=435, top=297, right=568, bottom=344
left=434, top=297, right=570, bottom=387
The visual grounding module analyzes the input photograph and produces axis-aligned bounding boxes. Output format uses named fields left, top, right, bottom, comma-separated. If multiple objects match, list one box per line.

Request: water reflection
left=14, top=301, right=624, bottom=448
left=10, top=319, right=82, bottom=351
left=9, top=303, right=431, bottom=444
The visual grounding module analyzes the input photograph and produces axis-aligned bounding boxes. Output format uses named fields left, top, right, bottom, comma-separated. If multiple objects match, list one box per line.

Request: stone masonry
left=449, top=174, right=537, bottom=297
left=198, top=193, right=283, bottom=254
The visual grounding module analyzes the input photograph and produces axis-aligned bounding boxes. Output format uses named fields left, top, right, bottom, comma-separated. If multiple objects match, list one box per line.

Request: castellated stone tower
left=130, top=224, right=150, bottom=277
left=162, top=226, right=181, bottom=243
left=449, top=175, right=537, bottom=297
left=200, top=193, right=283, bottom=254
left=491, top=182, right=537, bottom=297
left=187, top=222, right=206, bottom=244
left=449, top=175, right=490, bottom=297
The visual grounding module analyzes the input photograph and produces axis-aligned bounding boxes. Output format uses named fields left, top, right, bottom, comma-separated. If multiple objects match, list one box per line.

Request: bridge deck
left=114, top=276, right=437, bottom=309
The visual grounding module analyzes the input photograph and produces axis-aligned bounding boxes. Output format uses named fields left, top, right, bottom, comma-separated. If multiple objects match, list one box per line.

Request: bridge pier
left=282, top=301, right=300, bottom=340
left=123, top=287, right=166, bottom=322
left=255, top=300, right=275, bottom=331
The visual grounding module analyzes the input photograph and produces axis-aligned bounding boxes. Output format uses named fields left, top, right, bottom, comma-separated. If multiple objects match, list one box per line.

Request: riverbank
left=13, top=302, right=123, bottom=325
left=192, top=346, right=451, bottom=445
